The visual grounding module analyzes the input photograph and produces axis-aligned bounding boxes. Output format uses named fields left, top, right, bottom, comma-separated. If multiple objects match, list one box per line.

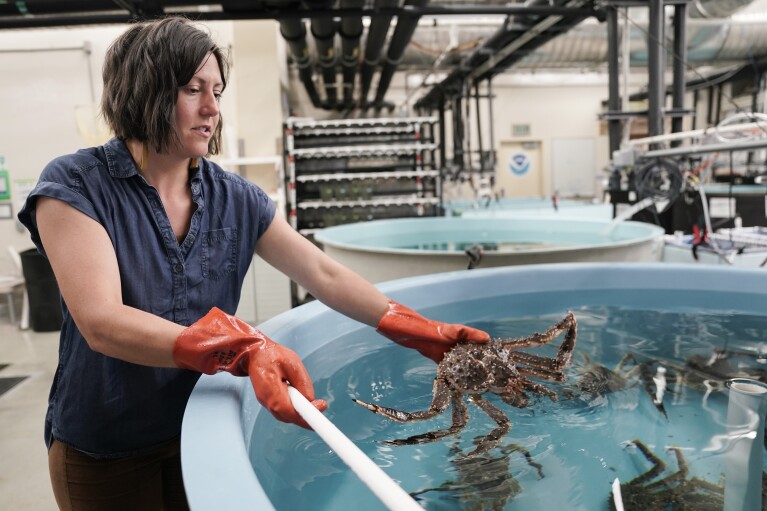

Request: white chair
left=0, top=246, right=28, bottom=329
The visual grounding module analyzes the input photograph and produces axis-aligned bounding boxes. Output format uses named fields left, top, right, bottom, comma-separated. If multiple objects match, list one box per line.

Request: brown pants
left=48, top=438, right=189, bottom=511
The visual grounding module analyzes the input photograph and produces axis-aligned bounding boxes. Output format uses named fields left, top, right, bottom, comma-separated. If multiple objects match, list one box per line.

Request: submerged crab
left=566, top=352, right=670, bottom=419
left=611, top=440, right=724, bottom=511
left=354, top=311, right=577, bottom=457
left=410, top=442, right=541, bottom=511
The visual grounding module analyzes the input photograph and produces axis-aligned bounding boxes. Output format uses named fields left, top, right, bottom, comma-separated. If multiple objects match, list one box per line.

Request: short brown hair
left=101, top=16, right=230, bottom=155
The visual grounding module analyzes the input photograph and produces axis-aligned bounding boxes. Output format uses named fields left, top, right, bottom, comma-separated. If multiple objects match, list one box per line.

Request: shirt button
left=174, top=263, right=184, bottom=273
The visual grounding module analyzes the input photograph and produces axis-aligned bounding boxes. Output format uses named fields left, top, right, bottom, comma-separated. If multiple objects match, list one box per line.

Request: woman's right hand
left=173, top=307, right=327, bottom=429
left=244, top=340, right=328, bottom=429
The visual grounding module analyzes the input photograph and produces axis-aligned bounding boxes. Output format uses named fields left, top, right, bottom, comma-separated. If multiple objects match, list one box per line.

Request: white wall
left=229, top=20, right=284, bottom=159
left=0, top=25, right=124, bottom=257
left=491, top=77, right=611, bottom=198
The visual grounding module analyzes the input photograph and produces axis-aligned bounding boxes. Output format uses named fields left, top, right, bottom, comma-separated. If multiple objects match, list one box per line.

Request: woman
left=18, top=16, right=489, bottom=510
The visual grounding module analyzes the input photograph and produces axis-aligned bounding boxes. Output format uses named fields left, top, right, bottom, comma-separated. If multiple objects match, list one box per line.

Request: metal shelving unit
left=283, top=116, right=442, bottom=236
left=282, top=116, right=443, bottom=306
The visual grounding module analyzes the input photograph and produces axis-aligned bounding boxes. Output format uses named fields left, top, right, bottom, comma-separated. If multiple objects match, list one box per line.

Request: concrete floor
left=0, top=322, right=59, bottom=509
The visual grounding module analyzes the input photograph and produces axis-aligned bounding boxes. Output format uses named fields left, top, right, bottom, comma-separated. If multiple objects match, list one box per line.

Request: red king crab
left=354, top=311, right=577, bottom=457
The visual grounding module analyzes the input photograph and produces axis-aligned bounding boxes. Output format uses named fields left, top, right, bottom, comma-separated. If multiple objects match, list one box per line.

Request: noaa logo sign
left=508, top=152, right=530, bottom=175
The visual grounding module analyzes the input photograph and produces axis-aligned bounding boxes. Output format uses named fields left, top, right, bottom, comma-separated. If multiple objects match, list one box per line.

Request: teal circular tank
left=313, top=217, right=664, bottom=283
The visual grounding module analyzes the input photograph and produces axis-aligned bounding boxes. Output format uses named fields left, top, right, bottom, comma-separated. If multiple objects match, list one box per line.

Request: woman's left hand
left=375, top=300, right=490, bottom=363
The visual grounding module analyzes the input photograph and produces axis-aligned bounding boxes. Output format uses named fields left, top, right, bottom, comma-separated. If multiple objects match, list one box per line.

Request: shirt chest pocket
left=201, top=228, right=238, bottom=280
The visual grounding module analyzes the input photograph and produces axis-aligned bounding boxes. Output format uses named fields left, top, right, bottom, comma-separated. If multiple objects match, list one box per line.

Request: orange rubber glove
left=173, top=307, right=327, bottom=429
left=376, top=300, right=490, bottom=363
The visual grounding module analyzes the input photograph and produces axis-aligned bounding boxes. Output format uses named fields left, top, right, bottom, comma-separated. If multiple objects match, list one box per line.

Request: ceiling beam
left=0, top=4, right=598, bottom=30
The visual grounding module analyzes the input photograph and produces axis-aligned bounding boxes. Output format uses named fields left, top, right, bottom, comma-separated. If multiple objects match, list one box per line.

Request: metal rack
left=282, top=116, right=442, bottom=236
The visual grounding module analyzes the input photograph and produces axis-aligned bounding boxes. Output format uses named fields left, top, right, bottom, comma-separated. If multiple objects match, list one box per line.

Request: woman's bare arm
left=36, top=197, right=184, bottom=367
left=255, top=213, right=389, bottom=327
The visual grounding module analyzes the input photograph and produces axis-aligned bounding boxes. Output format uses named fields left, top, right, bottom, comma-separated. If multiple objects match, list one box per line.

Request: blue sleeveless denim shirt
left=18, top=137, right=276, bottom=458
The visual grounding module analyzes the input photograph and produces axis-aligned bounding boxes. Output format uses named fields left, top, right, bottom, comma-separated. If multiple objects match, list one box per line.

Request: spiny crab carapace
left=354, top=311, right=578, bottom=457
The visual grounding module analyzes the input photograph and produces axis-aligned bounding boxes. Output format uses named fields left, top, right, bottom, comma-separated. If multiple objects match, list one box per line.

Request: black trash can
left=20, top=249, right=63, bottom=332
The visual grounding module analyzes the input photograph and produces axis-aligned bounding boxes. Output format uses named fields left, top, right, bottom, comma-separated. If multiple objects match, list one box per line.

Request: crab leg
left=383, top=389, right=469, bottom=446
left=626, top=440, right=666, bottom=486
left=519, top=377, right=558, bottom=401
left=465, top=395, right=511, bottom=458
left=511, top=353, right=570, bottom=381
left=500, top=391, right=529, bottom=408
left=642, top=447, right=689, bottom=492
left=353, top=377, right=451, bottom=422
left=510, top=327, right=577, bottom=383
left=498, top=311, right=576, bottom=350
left=502, top=443, right=545, bottom=479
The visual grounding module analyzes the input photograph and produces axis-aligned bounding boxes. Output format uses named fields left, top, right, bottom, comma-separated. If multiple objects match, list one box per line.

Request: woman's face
left=174, top=53, right=223, bottom=159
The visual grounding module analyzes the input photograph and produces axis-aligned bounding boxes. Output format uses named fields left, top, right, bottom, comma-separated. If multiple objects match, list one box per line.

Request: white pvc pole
left=723, top=378, right=767, bottom=511
left=287, top=386, right=423, bottom=511
left=627, top=121, right=766, bottom=146
left=612, top=478, right=625, bottom=511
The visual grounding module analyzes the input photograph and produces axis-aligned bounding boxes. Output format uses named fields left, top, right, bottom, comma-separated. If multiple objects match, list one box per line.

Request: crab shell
left=439, top=340, right=520, bottom=395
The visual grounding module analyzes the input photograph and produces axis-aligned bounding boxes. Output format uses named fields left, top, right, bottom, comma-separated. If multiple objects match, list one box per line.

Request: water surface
left=250, top=296, right=767, bottom=510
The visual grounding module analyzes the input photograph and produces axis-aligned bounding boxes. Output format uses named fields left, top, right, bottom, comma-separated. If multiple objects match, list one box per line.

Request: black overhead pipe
left=411, top=16, right=531, bottom=109
left=372, top=0, right=429, bottom=109
left=473, top=1, right=594, bottom=82
left=0, top=0, right=162, bottom=17
left=0, top=3, right=601, bottom=29
left=486, top=77, right=496, bottom=172
left=606, top=5, right=621, bottom=156
left=276, top=3, right=322, bottom=108
left=647, top=0, right=665, bottom=143
left=474, top=82, right=485, bottom=173
left=438, top=96, right=447, bottom=170
left=414, top=0, right=595, bottom=110
left=670, top=2, right=688, bottom=146
left=629, top=54, right=767, bottom=102
left=452, top=93, right=465, bottom=172
left=412, top=15, right=520, bottom=110
left=461, top=17, right=518, bottom=75
left=359, top=0, right=399, bottom=107
left=304, top=0, right=338, bottom=109
left=339, top=0, right=364, bottom=109
left=514, top=0, right=559, bottom=25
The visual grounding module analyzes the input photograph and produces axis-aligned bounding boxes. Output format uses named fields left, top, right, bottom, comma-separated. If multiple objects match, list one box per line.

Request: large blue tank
left=181, top=263, right=767, bottom=510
